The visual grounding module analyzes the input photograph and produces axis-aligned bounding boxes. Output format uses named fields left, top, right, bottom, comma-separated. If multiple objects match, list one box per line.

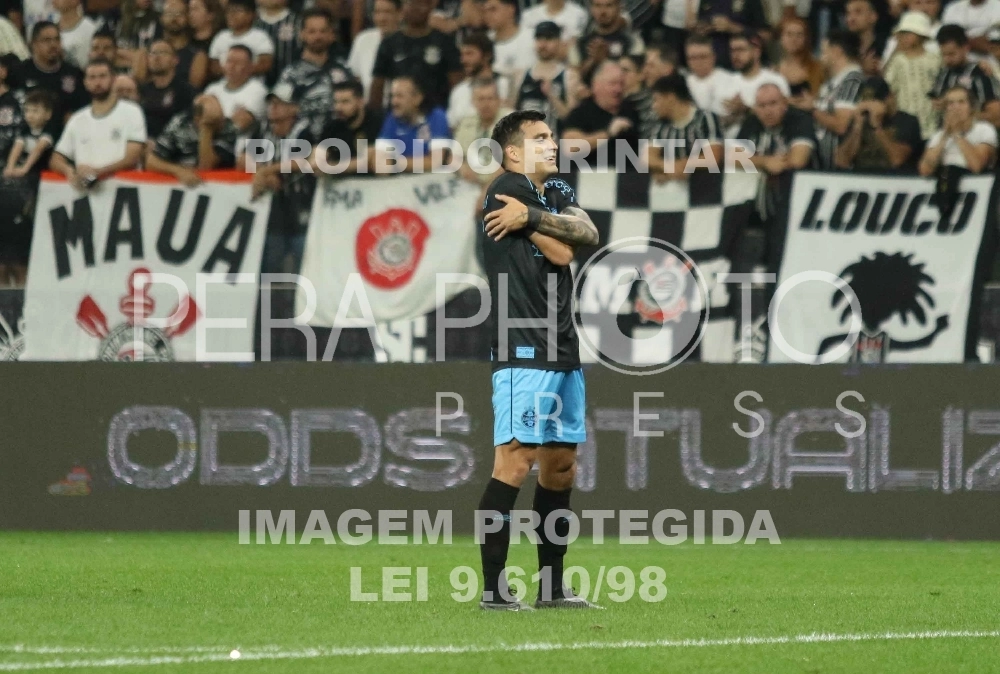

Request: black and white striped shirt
left=929, top=61, right=999, bottom=104
left=652, top=106, right=723, bottom=162
left=815, top=65, right=864, bottom=170
left=255, top=10, right=303, bottom=88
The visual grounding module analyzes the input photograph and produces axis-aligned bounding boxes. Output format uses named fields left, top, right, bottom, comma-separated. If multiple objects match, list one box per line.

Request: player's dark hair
left=826, top=29, right=861, bottom=61
left=333, top=78, right=365, bottom=98
left=462, top=30, right=495, bottom=61
left=652, top=73, right=692, bottom=102
left=25, top=89, right=55, bottom=111
left=31, top=21, right=58, bottom=43
left=491, top=109, right=546, bottom=169
left=301, top=7, right=334, bottom=26
left=936, top=23, right=968, bottom=47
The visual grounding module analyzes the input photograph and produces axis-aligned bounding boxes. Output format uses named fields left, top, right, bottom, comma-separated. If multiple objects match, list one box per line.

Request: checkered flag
left=565, top=169, right=760, bottom=365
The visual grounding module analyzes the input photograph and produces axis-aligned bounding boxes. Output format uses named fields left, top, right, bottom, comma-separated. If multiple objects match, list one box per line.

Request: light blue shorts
left=491, top=367, right=587, bottom=446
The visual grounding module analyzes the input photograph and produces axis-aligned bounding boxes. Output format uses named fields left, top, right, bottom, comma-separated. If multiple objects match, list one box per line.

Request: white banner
left=297, top=174, right=484, bottom=327
left=22, top=174, right=270, bottom=361
left=771, top=172, right=992, bottom=363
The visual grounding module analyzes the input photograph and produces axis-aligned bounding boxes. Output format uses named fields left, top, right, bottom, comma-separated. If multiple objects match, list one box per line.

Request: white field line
left=0, top=630, right=997, bottom=671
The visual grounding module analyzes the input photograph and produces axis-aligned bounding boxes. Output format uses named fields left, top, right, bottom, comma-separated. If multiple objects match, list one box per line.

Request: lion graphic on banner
left=816, top=252, right=950, bottom=363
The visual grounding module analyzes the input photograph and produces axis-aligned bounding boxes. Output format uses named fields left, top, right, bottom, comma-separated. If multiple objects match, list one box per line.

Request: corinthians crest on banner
left=298, top=174, right=484, bottom=327
left=21, top=173, right=270, bottom=361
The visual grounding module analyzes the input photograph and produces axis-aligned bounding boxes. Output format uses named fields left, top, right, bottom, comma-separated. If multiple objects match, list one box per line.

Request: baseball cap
left=535, top=21, right=562, bottom=39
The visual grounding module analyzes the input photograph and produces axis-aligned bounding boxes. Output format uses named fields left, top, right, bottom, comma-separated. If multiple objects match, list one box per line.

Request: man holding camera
left=834, top=76, right=924, bottom=173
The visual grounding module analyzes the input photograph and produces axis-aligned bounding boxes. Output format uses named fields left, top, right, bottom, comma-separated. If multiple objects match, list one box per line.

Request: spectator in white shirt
left=201, top=45, right=269, bottom=133
left=448, top=31, right=511, bottom=128
left=940, top=0, right=1000, bottom=59
left=721, top=31, right=789, bottom=135
left=348, top=0, right=401, bottom=98
left=483, top=0, right=536, bottom=78
left=209, top=0, right=275, bottom=78
left=521, top=0, right=589, bottom=45
left=685, top=34, right=737, bottom=117
left=49, top=58, right=147, bottom=190
left=920, top=84, right=997, bottom=174
left=54, top=0, right=95, bottom=69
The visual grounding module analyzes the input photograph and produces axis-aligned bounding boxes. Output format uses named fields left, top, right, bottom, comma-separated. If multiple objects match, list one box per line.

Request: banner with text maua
left=22, top=173, right=270, bottom=361
left=770, top=172, right=994, bottom=364
left=297, top=174, right=484, bottom=327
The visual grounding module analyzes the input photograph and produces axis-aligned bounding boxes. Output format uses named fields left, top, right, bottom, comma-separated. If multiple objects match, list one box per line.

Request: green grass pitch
left=1, top=533, right=999, bottom=673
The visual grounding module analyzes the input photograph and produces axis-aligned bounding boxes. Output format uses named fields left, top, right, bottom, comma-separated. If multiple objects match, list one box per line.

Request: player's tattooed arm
left=485, top=195, right=598, bottom=246
left=532, top=206, right=599, bottom=246
left=528, top=232, right=575, bottom=266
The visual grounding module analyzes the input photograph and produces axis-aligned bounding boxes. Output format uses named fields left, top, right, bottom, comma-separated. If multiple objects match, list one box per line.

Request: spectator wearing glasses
left=19, top=22, right=89, bottom=136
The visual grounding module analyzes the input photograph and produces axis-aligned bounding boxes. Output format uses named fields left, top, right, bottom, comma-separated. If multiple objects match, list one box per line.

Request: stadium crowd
left=0, top=0, right=996, bottom=285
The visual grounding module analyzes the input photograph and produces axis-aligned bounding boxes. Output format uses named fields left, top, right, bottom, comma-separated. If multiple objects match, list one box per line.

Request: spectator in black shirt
left=274, top=8, right=353, bottom=139
left=931, top=24, right=1000, bottom=127
left=255, top=0, right=302, bottom=87
left=15, top=22, right=88, bottom=137
left=140, top=39, right=196, bottom=139
left=846, top=0, right=888, bottom=76
left=562, top=59, right=641, bottom=171
left=738, top=82, right=817, bottom=269
left=146, top=103, right=239, bottom=185
left=647, top=73, right=723, bottom=182
left=573, top=0, right=644, bottom=83
left=691, top=0, right=768, bottom=71
left=370, top=0, right=463, bottom=111
left=835, top=76, right=924, bottom=173
left=311, top=78, right=383, bottom=173
left=139, top=0, right=209, bottom=91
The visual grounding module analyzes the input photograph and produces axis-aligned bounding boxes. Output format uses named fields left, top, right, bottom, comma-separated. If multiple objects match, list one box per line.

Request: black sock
left=533, top=483, right=572, bottom=600
left=478, top=477, right=520, bottom=601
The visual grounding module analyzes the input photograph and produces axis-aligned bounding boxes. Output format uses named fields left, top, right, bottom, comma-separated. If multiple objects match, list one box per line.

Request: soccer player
left=477, top=109, right=600, bottom=611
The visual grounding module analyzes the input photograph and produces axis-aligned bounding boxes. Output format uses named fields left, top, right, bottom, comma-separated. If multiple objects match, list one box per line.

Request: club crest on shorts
left=356, top=208, right=431, bottom=289
left=75, top=267, right=200, bottom=362
left=521, top=408, right=536, bottom=428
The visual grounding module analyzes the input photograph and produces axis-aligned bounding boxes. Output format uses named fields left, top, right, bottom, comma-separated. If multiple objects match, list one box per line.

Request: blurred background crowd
left=0, top=0, right=996, bottom=287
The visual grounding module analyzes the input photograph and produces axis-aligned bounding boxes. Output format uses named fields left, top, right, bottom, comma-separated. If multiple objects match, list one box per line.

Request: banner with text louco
left=770, top=172, right=996, bottom=364
left=21, top=173, right=271, bottom=361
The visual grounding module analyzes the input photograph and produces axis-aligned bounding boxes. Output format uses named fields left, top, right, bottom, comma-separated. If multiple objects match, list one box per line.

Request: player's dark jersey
left=481, top=171, right=581, bottom=372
